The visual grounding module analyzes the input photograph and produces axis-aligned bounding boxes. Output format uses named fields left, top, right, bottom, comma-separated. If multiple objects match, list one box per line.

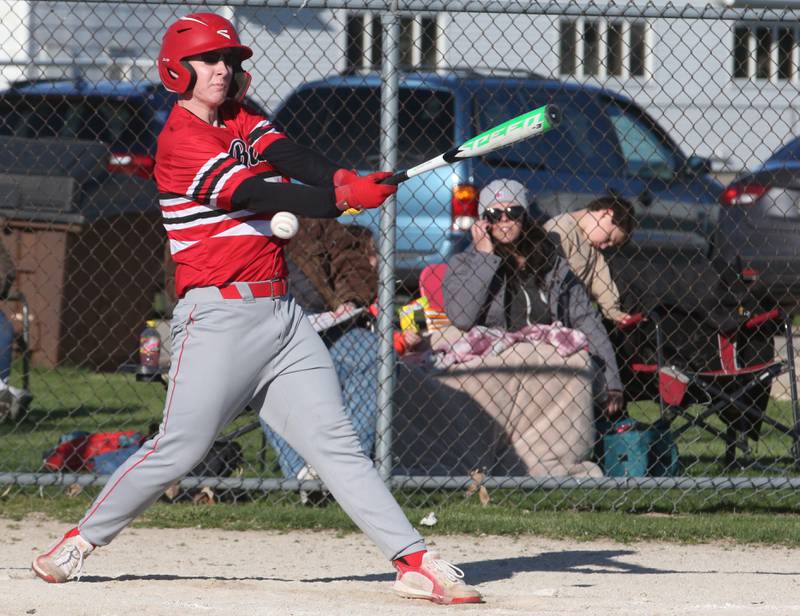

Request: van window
left=273, top=86, right=455, bottom=169
left=398, top=89, right=455, bottom=167
left=474, top=88, right=618, bottom=176
left=0, top=95, right=154, bottom=152
left=605, top=102, right=678, bottom=180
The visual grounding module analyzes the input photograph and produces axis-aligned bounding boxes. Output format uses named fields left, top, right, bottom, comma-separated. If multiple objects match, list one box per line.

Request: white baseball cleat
left=32, top=527, right=94, bottom=583
left=392, top=551, right=483, bottom=604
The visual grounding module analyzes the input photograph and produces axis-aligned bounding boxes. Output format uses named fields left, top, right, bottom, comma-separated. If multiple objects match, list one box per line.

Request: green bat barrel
left=458, top=104, right=561, bottom=158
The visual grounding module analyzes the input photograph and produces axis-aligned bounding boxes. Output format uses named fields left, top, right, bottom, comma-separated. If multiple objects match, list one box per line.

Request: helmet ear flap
left=180, top=60, right=197, bottom=94
left=230, top=70, right=251, bottom=102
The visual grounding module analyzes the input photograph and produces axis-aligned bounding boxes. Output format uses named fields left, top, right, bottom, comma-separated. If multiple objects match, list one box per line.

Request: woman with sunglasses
left=443, top=179, right=623, bottom=471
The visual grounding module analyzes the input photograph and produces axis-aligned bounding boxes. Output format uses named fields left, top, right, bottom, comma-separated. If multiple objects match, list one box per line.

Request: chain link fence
left=0, top=0, right=799, bottom=509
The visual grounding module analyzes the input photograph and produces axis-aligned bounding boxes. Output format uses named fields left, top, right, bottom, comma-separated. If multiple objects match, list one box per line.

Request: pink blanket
left=433, top=323, right=588, bottom=369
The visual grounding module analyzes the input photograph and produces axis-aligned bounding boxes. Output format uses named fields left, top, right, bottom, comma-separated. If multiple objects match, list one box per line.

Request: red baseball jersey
left=155, top=101, right=288, bottom=298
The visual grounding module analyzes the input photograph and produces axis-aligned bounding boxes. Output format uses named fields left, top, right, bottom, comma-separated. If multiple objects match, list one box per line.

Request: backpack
left=43, top=431, right=144, bottom=472
left=44, top=429, right=244, bottom=477
left=52, top=436, right=244, bottom=478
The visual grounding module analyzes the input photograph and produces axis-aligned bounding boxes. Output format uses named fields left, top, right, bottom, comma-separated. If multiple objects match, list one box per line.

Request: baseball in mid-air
left=270, top=211, right=299, bottom=239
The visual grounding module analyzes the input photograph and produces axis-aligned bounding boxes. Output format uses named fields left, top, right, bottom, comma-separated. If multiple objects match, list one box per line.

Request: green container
left=601, top=421, right=680, bottom=477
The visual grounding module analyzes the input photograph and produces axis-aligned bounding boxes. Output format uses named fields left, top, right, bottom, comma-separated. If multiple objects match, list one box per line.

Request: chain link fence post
left=375, top=3, right=401, bottom=482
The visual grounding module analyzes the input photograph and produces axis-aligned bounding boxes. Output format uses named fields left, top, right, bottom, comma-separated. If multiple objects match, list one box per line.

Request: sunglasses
left=196, top=50, right=238, bottom=66
left=482, top=205, right=526, bottom=223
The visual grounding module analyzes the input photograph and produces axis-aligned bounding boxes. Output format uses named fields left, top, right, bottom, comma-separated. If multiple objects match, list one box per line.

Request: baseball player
left=31, top=12, right=481, bottom=605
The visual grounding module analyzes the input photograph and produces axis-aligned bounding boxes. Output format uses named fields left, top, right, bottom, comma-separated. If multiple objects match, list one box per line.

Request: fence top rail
left=5, top=473, right=800, bottom=492
left=55, top=0, right=800, bottom=22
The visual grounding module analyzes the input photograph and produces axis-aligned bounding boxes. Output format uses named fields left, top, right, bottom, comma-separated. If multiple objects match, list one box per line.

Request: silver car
left=717, top=137, right=800, bottom=311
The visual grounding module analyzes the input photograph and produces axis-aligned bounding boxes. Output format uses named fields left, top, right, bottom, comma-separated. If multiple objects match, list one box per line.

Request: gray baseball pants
left=77, top=286, right=425, bottom=561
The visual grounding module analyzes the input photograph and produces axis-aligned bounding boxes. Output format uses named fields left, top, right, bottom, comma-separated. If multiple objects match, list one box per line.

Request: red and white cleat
left=393, top=551, right=483, bottom=605
left=32, top=527, right=94, bottom=583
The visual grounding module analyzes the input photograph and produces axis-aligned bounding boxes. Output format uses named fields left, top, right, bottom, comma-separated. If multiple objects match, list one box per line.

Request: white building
left=0, top=1, right=798, bottom=172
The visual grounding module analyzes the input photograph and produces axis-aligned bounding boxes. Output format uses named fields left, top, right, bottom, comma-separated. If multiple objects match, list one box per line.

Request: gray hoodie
left=443, top=246, right=622, bottom=392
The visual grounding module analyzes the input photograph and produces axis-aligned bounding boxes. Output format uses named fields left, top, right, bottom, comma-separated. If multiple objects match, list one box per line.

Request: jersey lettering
left=228, top=138, right=262, bottom=168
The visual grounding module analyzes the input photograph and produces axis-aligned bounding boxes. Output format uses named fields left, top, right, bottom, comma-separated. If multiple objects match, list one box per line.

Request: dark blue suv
left=272, top=71, right=724, bottom=286
left=0, top=78, right=176, bottom=182
left=0, top=78, right=270, bottom=179
left=0, top=77, right=267, bottom=218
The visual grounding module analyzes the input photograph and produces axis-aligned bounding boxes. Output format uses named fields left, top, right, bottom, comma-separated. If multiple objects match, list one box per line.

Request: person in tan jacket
left=543, top=196, right=636, bottom=325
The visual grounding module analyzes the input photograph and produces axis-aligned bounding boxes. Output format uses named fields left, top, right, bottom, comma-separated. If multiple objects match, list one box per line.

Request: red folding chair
left=621, top=308, right=800, bottom=468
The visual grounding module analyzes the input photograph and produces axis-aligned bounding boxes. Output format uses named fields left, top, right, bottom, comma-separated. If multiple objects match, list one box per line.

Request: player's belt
left=217, top=279, right=288, bottom=300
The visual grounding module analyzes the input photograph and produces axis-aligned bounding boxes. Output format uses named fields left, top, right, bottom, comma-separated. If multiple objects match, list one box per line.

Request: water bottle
left=138, top=320, right=161, bottom=376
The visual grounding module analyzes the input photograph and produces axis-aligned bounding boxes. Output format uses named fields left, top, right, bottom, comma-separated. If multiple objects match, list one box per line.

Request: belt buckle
left=268, top=279, right=285, bottom=297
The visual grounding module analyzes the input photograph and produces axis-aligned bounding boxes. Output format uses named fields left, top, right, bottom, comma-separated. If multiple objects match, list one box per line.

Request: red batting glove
left=333, top=168, right=359, bottom=187
left=334, top=171, right=396, bottom=212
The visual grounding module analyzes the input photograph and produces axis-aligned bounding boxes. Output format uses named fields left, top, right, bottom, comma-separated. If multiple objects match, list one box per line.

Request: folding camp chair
left=622, top=308, right=800, bottom=468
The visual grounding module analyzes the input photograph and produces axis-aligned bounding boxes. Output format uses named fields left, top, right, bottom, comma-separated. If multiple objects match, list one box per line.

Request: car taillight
left=108, top=153, right=155, bottom=180
left=720, top=183, right=769, bottom=207
left=451, top=183, right=478, bottom=231
left=741, top=267, right=760, bottom=282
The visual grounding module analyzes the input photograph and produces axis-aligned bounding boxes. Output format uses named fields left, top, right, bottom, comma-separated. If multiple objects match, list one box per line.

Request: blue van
left=272, top=71, right=723, bottom=286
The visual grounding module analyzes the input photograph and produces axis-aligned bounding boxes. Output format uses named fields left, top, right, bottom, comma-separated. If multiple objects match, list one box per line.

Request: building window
left=345, top=12, right=438, bottom=73
left=733, top=23, right=797, bottom=81
left=756, top=27, right=772, bottom=79
left=345, top=14, right=365, bottom=73
left=733, top=26, right=750, bottom=78
left=370, top=16, right=382, bottom=70
left=583, top=20, right=601, bottom=76
left=399, top=16, right=414, bottom=69
left=419, top=16, right=438, bottom=69
left=559, top=19, right=648, bottom=78
left=629, top=23, right=646, bottom=76
left=778, top=27, right=794, bottom=80
left=607, top=22, right=624, bottom=76
left=559, top=20, right=577, bottom=75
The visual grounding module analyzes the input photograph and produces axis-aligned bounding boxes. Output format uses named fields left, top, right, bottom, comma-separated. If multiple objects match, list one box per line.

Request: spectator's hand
left=401, top=330, right=423, bottom=351
left=471, top=219, right=494, bottom=254
left=394, top=329, right=430, bottom=360
left=334, top=302, right=358, bottom=317
left=334, top=170, right=396, bottom=212
left=606, top=389, right=624, bottom=417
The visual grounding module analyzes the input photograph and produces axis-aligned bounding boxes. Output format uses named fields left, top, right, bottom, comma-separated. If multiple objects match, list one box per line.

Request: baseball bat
left=343, top=103, right=560, bottom=214
left=382, top=103, right=560, bottom=185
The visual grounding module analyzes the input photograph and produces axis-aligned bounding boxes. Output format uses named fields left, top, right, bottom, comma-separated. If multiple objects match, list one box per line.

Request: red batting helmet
left=158, top=12, right=253, bottom=101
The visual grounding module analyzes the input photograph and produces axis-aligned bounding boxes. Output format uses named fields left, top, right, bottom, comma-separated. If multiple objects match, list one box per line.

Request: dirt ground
left=1, top=515, right=799, bottom=616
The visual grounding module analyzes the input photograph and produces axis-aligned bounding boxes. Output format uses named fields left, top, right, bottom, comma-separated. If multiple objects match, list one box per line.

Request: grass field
left=3, top=487, right=800, bottom=546
left=2, top=364, right=796, bottom=478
